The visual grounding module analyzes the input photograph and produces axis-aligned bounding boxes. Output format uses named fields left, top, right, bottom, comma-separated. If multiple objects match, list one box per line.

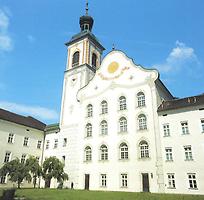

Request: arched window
left=119, top=117, right=127, bottom=132
left=87, top=104, right=93, bottom=117
left=138, top=114, right=147, bottom=130
left=101, top=100, right=108, bottom=114
left=100, top=120, right=108, bottom=135
left=100, top=145, right=108, bottom=160
left=92, top=53, right=97, bottom=68
left=86, top=123, right=92, bottom=137
left=139, top=141, right=149, bottom=158
left=72, top=51, right=80, bottom=67
left=85, top=146, right=92, bottom=161
left=120, top=143, right=128, bottom=159
left=137, top=92, right=145, bottom=107
left=119, top=96, right=126, bottom=110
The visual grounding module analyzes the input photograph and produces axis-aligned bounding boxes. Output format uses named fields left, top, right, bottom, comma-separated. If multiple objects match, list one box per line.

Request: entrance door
left=142, top=173, right=149, bottom=192
left=85, top=174, right=90, bottom=190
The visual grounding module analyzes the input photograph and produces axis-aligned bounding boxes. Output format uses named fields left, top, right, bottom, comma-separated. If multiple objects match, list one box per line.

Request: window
left=85, top=146, right=92, bottom=161
left=4, top=151, right=11, bottom=163
left=120, top=143, right=128, bottom=159
left=165, top=148, right=173, bottom=161
left=188, top=173, right=197, bottom=189
left=184, top=146, right=193, bottom=160
left=101, top=174, right=107, bottom=187
left=23, top=137, right=29, bottom=146
left=101, top=100, right=108, bottom=114
left=167, top=173, right=176, bottom=188
left=121, top=174, right=128, bottom=187
left=100, top=145, right=108, bottom=160
left=87, top=104, right=93, bottom=117
left=45, top=140, right=50, bottom=150
left=119, top=96, right=126, bottom=110
left=100, top=120, right=108, bottom=135
left=163, top=124, right=170, bottom=136
left=37, top=140, right=42, bottom=149
left=138, top=114, right=147, bottom=130
left=92, top=53, right=97, bottom=68
left=181, top=122, right=189, bottom=135
left=139, top=141, right=149, bottom=158
left=119, top=117, right=127, bottom=132
left=72, top=51, right=79, bottom=67
left=63, top=138, right=67, bottom=147
left=0, top=175, right=6, bottom=184
left=8, top=133, right=14, bottom=144
left=86, top=123, right=92, bottom=137
left=21, top=154, right=26, bottom=164
left=54, top=139, right=58, bottom=149
left=201, top=119, right=204, bottom=132
left=137, top=92, right=145, bottom=107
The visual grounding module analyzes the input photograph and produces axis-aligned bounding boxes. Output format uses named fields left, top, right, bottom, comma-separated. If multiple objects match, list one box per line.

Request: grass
left=14, top=189, right=204, bottom=200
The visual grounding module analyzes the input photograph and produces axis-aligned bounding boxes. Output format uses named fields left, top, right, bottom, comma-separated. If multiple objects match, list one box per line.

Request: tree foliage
left=26, top=156, right=42, bottom=188
left=42, top=156, right=68, bottom=188
left=0, top=158, right=31, bottom=188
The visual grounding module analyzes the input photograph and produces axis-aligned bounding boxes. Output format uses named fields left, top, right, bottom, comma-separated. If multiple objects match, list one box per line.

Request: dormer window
left=92, top=53, right=97, bottom=68
left=72, top=51, right=80, bottom=67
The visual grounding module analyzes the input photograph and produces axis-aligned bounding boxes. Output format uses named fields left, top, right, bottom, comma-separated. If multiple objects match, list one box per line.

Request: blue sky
left=0, top=0, right=204, bottom=124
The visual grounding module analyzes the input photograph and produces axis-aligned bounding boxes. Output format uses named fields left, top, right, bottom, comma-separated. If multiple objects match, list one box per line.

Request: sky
left=0, top=0, right=204, bottom=124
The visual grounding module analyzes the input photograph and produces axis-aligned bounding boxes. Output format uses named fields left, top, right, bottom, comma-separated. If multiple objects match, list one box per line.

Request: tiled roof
left=158, top=94, right=204, bottom=112
left=0, top=108, right=46, bottom=131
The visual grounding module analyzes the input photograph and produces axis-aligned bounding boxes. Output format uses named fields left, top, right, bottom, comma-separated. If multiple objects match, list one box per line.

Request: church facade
left=43, top=9, right=204, bottom=195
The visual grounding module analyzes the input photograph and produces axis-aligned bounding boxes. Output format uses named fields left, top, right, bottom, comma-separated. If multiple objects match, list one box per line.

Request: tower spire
left=86, top=0, right=89, bottom=15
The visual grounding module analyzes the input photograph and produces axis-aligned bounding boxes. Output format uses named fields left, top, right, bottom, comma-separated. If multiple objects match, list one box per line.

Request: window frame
left=85, top=146, right=92, bottom=162
left=101, top=100, right=108, bottom=114
left=100, top=145, right=108, bottom=161
left=72, top=51, right=80, bottom=67
left=119, top=96, right=127, bottom=111
left=119, top=143, right=128, bottom=160
left=165, top=147, right=173, bottom=161
left=23, top=137, right=29, bottom=147
left=54, top=139, right=58, bottom=149
left=181, top=121, right=189, bottom=135
left=167, top=173, right=176, bottom=189
left=86, top=123, right=92, bottom=137
left=184, top=145, right=193, bottom=161
left=139, top=141, right=149, bottom=158
left=4, top=151, right=11, bottom=163
left=121, top=173, right=128, bottom=188
left=163, top=123, right=170, bottom=137
left=100, top=120, right=108, bottom=135
left=8, top=133, right=14, bottom=144
left=188, top=173, right=198, bottom=189
left=138, top=114, right=147, bottom=130
left=87, top=104, right=93, bottom=118
left=37, top=140, right=42, bottom=149
left=137, top=92, right=145, bottom=107
left=119, top=117, right=127, bottom=133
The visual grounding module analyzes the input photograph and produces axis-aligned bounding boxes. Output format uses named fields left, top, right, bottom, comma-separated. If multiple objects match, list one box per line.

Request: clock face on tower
left=98, top=61, right=130, bottom=80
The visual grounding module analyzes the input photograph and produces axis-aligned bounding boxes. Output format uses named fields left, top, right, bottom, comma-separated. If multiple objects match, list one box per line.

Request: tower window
left=72, top=51, right=80, bottom=67
left=92, top=53, right=97, bottom=68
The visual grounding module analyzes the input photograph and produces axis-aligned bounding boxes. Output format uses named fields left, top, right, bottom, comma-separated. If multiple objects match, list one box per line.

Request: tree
left=26, top=156, right=42, bottom=188
left=0, top=158, right=31, bottom=188
left=42, top=156, right=68, bottom=188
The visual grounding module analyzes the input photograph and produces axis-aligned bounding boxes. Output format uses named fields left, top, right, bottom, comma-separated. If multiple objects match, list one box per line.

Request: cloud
left=0, top=8, right=13, bottom=52
left=27, top=35, right=36, bottom=43
left=152, top=41, right=199, bottom=73
left=0, top=101, right=58, bottom=120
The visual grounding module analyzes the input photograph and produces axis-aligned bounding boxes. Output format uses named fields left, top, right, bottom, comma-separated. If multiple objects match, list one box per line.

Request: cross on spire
left=86, top=0, right=89, bottom=15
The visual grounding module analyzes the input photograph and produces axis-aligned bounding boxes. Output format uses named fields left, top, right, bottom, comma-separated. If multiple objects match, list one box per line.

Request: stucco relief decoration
left=98, top=61, right=130, bottom=80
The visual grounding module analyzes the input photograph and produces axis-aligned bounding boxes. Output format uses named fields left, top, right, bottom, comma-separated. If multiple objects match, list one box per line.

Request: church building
left=43, top=4, right=204, bottom=195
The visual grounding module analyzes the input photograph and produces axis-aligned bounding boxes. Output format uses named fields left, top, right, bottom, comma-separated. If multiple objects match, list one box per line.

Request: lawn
left=14, top=189, right=204, bottom=200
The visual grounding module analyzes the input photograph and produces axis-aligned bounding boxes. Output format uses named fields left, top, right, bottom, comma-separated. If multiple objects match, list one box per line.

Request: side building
left=0, top=108, right=46, bottom=188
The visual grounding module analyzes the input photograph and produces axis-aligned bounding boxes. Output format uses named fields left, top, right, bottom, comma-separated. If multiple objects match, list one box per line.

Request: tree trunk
left=17, top=181, right=21, bottom=189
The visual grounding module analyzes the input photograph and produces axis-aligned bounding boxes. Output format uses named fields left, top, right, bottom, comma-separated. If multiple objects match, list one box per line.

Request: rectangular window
left=37, top=140, right=42, bottom=149
left=121, top=174, right=128, bottom=187
left=201, top=119, right=204, bottom=133
left=184, top=146, right=193, bottom=160
left=21, top=154, right=26, bottom=164
left=181, top=122, right=189, bottom=135
left=45, top=140, right=50, bottom=149
left=8, top=133, right=14, bottom=144
left=0, top=175, right=6, bottom=184
left=188, top=173, right=197, bottom=189
left=101, top=174, right=107, bottom=187
left=165, top=148, right=173, bottom=161
left=63, top=138, right=67, bottom=147
left=54, top=139, right=58, bottom=149
left=163, top=124, right=170, bottom=137
left=23, top=137, right=29, bottom=146
left=4, top=151, right=11, bottom=163
left=167, top=173, right=176, bottom=188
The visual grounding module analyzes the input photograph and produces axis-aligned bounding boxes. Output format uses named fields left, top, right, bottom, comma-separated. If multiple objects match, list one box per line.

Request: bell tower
left=60, top=2, right=105, bottom=126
